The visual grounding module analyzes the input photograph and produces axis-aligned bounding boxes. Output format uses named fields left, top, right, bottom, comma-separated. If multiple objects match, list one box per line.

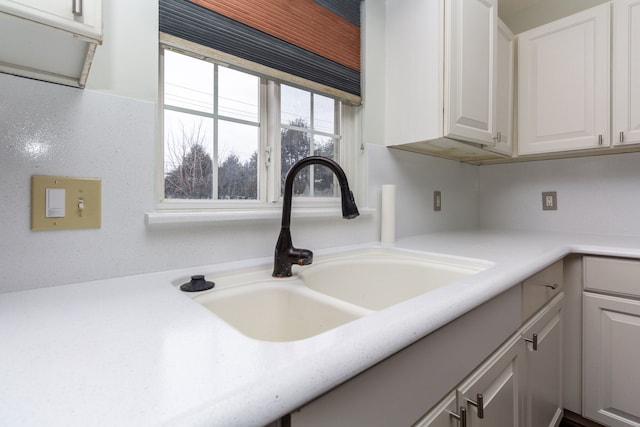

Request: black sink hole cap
left=180, top=275, right=215, bottom=292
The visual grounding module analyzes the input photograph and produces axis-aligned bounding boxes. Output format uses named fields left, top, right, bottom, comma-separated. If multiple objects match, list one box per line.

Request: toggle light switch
left=45, top=188, right=66, bottom=218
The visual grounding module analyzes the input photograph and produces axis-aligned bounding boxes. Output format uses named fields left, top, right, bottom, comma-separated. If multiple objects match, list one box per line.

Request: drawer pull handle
left=467, top=394, right=484, bottom=418
left=449, top=407, right=467, bottom=427
left=545, top=282, right=558, bottom=290
left=525, top=333, right=538, bottom=351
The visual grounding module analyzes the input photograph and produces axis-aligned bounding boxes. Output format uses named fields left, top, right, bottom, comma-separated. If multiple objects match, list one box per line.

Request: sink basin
left=299, top=249, right=490, bottom=310
left=183, top=248, right=491, bottom=342
left=193, top=282, right=371, bottom=342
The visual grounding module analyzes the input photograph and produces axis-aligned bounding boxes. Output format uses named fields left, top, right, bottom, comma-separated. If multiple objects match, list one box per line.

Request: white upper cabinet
left=613, top=0, right=640, bottom=146
left=0, top=0, right=101, bottom=38
left=489, top=18, right=515, bottom=156
left=445, top=0, right=498, bottom=145
left=385, top=0, right=510, bottom=162
left=0, top=0, right=102, bottom=87
left=517, top=3, right=610, bottom=155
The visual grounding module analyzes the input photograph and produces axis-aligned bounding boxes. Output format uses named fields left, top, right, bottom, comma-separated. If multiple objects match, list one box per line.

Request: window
left=159, top=45, right=360, bottom=211
left=163, top=49, right=261, bottom=201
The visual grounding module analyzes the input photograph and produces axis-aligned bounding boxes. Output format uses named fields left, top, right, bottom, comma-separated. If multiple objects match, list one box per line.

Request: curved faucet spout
left=273, top=156, right=359, bottom=278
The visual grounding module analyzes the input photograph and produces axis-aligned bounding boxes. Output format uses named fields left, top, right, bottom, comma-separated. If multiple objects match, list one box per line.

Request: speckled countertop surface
left=2, top=230, right=640, bottom=426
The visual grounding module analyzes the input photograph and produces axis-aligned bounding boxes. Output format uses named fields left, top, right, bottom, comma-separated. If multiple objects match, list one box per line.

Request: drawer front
left=584, top=256, right=640, bottom=297
left=522, top=260, right=563, bottom=321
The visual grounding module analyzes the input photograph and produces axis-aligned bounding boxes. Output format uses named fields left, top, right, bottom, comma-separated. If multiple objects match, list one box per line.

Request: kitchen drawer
left=522, top=260, right=563, bottom=321
left=583, top=256, right=640, bottom=297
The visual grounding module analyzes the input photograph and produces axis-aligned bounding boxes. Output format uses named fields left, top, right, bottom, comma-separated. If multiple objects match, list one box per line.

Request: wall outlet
left=542, top=191, right=558, bottom=211
left=434, top=191, right=442, bottom=211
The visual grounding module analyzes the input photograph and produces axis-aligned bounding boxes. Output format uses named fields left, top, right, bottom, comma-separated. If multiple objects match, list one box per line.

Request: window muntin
left=163, top=110, right=215, bottom=199
left=160, top=47, right=345, bottom=207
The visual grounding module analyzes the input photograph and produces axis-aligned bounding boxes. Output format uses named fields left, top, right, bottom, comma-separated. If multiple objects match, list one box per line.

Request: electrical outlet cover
left=542, top=191, right=557, bottom=211
left=434, top=191, right=442, bottom=211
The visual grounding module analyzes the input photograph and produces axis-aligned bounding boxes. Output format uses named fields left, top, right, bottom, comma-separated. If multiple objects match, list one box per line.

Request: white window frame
left=155, top=34, right=366, bottom=221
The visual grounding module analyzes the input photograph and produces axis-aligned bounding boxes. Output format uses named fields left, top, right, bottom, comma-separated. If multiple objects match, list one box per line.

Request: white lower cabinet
left=456, top=334, right=524, bottom=427
left=416, top=335, right=525, bottom=427
left=583, top=293, right=640, bottom=426
left=416, top=293, right=563, bottom=427
left=523, top=296, right=564, bottom=427
left=413, top=392, right=457, bottom=427
left=583, top=256, right=640, bottom=427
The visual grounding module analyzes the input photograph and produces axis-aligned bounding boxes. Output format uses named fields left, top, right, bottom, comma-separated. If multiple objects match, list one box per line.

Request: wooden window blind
left=159, top=0, right=361, bottom=99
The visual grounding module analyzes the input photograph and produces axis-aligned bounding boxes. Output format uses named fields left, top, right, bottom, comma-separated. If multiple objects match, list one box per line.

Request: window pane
left=314, top=94, right=336, bottom=133
left=313, top=135, right=336, bottom=197
left=313, top=164, right=335, bottom=197
left=281, top=128, right=311, bottom=195
left=164, top=50, right=214, bottom=113
left=313, top=135, right=335, bottom=158
left=218, top=67, right=259, bottom=122
left=279, top=129, right=337, bottom=197
left=164, top=110, right=214, bottom=199
left=281, top=85, right=311, bottom=128
left=217, top=120, right=259, bottom=200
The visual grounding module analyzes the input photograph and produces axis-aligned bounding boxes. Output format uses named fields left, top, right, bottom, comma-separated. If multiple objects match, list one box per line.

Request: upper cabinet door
left=485, top=18, right=514, bottom=156
left=517, top=3, right=610, bottom=155
left=445, top=0, right=498, bottom=145
left=613, top=0, right=640, bottom=146
left=0, top=0, right=101, bottom=40
left=0, top=0, right=102, bottom=87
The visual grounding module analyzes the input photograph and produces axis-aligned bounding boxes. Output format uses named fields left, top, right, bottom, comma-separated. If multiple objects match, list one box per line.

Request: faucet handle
left=293, top=248, right=313, bottom=266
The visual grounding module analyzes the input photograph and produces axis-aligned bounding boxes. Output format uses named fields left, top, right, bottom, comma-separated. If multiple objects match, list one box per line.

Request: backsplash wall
left=5, top=68, right=639, bottom=294
left=0, top=73, right=478, bottom=294
left=478, top=152, right=640, bottom=236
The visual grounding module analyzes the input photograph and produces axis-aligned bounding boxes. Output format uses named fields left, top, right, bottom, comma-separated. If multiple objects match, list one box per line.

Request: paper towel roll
left=380, top=185, right=396, bottom=245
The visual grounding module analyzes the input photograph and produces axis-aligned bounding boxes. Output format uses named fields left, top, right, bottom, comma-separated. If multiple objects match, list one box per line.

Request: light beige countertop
left=2, top=230, right=640, bottom=426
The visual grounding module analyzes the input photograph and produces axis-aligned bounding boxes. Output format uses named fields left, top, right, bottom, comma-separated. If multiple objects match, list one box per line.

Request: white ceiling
left=499, top=0, right=543, bottom=18
left=498, top=0, right=610, bottom=34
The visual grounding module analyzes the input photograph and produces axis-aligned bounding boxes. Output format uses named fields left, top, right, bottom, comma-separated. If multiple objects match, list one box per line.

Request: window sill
left=145, top=207, right=374, bottom=227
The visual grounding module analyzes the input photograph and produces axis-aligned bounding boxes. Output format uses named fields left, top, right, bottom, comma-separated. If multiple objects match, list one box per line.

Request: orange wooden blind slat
left=190, top=0, right=360, bottom=72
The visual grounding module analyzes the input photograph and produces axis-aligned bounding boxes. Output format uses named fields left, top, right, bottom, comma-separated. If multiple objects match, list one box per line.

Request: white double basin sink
left=178, top=248, right=492, bottom=342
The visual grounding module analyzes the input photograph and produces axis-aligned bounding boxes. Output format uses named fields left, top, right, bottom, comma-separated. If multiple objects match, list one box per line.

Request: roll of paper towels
left=380, top=185, right=396, bottom=245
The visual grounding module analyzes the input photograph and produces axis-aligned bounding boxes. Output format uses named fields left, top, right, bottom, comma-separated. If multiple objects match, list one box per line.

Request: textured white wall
left=85, top=0, right=158, bottom=102
left=478, top=153, right=640, bottom=236
left=368, top=145, right=480, bottom=238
